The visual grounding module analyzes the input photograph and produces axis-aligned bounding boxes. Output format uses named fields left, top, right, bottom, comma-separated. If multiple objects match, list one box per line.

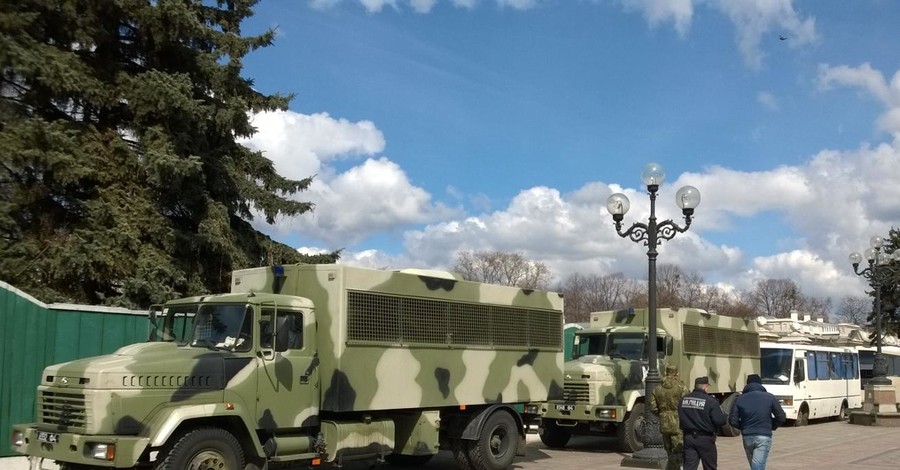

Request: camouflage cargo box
left=231, top=264, right=565, bottom=412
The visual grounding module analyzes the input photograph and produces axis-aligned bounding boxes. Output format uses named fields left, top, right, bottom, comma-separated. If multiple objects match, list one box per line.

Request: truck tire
left=538, top=420, right=571, bottom=448
left=616, top=402, right=644, bottom=453
left=451, top=438, right=475, bottom=470
left=155, top=427, right=245, bottom=470
left=466, top=411, right=518, bottom=470
left=384, top=453, right=434, bottom=466
left=719, top=394, right=741, bottom=437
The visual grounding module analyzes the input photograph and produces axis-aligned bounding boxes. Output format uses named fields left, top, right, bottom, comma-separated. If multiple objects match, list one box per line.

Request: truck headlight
left=524, top=404, right=540, bottom=414
left=88, top=443, right=116, bottom=461
left=596, top=409, right=616, bottom=420
left=11, top=430, right=24, bottom=447
left=776, top=396, right=793, bottom=407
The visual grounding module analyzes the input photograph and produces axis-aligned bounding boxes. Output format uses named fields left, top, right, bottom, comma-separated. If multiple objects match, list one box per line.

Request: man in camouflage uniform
left=651, top=364, right=690, bottom=470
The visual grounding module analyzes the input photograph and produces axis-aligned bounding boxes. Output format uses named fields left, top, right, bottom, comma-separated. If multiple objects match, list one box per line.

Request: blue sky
left=238, top=0, right=900, bottom=305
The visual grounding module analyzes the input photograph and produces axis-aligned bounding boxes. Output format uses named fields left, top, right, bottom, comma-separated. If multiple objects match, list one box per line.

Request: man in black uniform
left=678, top=376, right=726, bottom=470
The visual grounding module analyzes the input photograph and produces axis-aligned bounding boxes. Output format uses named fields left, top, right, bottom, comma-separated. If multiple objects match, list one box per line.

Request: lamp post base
left=621, top=449, right=668, bottom=469
left=863, top=382, right=898, bottom=414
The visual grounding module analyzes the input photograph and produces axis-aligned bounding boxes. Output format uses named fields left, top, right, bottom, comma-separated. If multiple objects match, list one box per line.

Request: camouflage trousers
left=662, top=432, right=684, bottom=470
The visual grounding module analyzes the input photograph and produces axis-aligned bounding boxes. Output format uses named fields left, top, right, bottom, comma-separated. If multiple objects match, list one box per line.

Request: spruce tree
left=0, top=0, right=334, bottom=307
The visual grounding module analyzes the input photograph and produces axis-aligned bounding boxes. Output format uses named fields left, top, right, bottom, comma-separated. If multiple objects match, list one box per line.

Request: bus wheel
left=834, top=401, right=849, bottom=421
left=793, top=405, right=809, bottom=426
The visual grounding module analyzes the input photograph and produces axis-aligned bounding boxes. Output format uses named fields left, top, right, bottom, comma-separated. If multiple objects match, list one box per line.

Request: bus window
left=815, top=351, right=830, bottom=380
left=793, top=358, right=805, bottom=383
left=807, top=352, right=817, bottom=379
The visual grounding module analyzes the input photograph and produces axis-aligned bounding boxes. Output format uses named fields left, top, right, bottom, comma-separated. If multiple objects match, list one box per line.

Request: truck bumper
left=539, top=403, right=626, bottom=423
left=11, top=423, right=150, bottom=468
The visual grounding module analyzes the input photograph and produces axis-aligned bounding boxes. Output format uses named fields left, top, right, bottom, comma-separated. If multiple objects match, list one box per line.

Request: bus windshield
left=760, top=347, right=792, bottom=384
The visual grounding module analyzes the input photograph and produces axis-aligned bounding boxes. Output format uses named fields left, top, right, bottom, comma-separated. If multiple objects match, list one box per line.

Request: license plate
left=555, top=404, right=575, bottom=412
left=37, top=432, right=59, bottom=444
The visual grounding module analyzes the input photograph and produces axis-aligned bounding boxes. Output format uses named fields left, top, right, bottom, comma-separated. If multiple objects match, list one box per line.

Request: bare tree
left=838, top=295, right=871, bottom=326
left=655, top=264, right=706, bottom=309
left=750, top=278, right=803, bottom=318
left=801, top=295, right=833, bottom=322
left=559, top=273, right=643, bottom=323
left=452, top=251, right=551, bottom=290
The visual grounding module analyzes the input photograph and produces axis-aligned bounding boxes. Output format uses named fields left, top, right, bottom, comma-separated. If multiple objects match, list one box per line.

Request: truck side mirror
left=666, top=338, right=674, bottom=356
left=148, top=305, right=163, bottom=341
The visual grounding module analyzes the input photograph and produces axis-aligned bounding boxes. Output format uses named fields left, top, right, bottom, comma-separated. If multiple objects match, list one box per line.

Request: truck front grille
left=563, top=381, right=590, bottom=402
left=40, top=390, right=87, bottom=431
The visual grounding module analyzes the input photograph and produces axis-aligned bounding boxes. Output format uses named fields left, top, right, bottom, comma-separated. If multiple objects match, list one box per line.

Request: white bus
left=759, top=342, right=861, bottom=425
left=857, top=345, right=900, bottom=396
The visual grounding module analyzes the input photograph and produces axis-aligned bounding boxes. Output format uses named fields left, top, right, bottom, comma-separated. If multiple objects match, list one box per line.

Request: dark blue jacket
left=678, top=388, right=727, bottom=435
left=728, top=382, right=787, bottom=437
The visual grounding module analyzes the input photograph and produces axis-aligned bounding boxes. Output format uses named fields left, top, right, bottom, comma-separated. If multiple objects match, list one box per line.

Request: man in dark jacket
left=728, top=374, right=787, bottom=470
left=650, top=365, right=690, bottom=470
left=678, top=376, right=726, bottom=470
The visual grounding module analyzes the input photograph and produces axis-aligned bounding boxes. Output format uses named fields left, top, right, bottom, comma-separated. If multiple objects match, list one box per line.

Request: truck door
left=256, top=307, right=320, bottom=429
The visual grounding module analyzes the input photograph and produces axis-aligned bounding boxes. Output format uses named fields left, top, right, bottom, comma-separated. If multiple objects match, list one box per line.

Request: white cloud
left=245, top=111, right=385, bottom=181
left=757, top=91, right=779, bottom=111
left=617, top=0, right=694, bottom=37
left=410, top=0, right=438, bottom=13
left=359, top=0, right=399, bottom=13
left=711, top=0, right=818, bottom=70
left=452, top=0, right=478, bottom=8
left=242, top=110, right=458, bottom=246
left=497, top=0, right=538, bottom=10
left=742, top=250, right=856, bottom=300
left=818, top=63, right=900, bottom=137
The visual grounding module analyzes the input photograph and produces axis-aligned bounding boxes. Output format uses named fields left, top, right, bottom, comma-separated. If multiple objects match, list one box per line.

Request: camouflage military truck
left=11, top=264, right=564, bottom=470
left=537, top=307, right=759, bottom=452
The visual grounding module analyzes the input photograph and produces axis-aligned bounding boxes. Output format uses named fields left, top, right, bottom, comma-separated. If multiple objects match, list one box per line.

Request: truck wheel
left=466, top=411, right=518, bottom=470
left=451, top=438, right=475, bottom=470
left=616, top=402, right=644, bottom=453
left=718, top=394, right=741, bottom=437
left=538, top=420, right=571, bottom=448
left=155, top=427, right=245, bottom=470
left=384, top=453, right=434, bottom=466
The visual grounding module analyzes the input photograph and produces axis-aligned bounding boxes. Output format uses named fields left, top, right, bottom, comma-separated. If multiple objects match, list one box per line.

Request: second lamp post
left=606, top=163, right=700, bottom=467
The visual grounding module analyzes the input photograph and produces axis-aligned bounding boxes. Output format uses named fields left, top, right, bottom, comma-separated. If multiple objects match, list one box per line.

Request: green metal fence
left=0, top=282, right=148, bottom=457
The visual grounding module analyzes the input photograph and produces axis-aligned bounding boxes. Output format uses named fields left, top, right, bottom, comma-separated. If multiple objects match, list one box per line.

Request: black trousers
left=683, top=432, right=717, bottom=470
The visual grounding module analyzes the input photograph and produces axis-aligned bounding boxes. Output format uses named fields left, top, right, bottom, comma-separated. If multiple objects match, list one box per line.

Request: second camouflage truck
left=11, top=264, right=564, bottom=470
left=536, top=307, right=760, bottom=452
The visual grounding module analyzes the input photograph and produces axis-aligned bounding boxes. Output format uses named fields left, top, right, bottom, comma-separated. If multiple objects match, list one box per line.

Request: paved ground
left=4, top=419, right=899, bottom=470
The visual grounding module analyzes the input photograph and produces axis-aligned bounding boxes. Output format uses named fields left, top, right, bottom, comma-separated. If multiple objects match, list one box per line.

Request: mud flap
left=516, top=432, right=527, bottom=456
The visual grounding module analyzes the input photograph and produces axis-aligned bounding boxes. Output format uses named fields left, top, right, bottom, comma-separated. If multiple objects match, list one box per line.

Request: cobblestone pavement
left=4, top=419, right=899, bottom=470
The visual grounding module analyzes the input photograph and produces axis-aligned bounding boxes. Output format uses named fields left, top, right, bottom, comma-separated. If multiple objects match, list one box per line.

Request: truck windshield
left=760, top=348, right=792, bottom=384
left=572, top=332, right=647, bottom=361
left=573, top=333, right=608, bottom=359
left=608, top=333, right=645, bottom=360
left=152, top=303, right=252, bottom=352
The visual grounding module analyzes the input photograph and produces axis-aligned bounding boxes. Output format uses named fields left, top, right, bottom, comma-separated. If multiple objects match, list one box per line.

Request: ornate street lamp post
left=606, top=163, right=700, bottom=467
left=849, top=237, right=900, bottom=387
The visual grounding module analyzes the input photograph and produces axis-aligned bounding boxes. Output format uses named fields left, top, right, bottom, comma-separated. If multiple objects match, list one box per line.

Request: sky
left=237, top=0, right=900, bottom=307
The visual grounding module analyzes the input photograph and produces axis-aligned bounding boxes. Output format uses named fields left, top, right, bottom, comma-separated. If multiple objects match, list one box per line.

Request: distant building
left=756, top=309, right=898, bottom=347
